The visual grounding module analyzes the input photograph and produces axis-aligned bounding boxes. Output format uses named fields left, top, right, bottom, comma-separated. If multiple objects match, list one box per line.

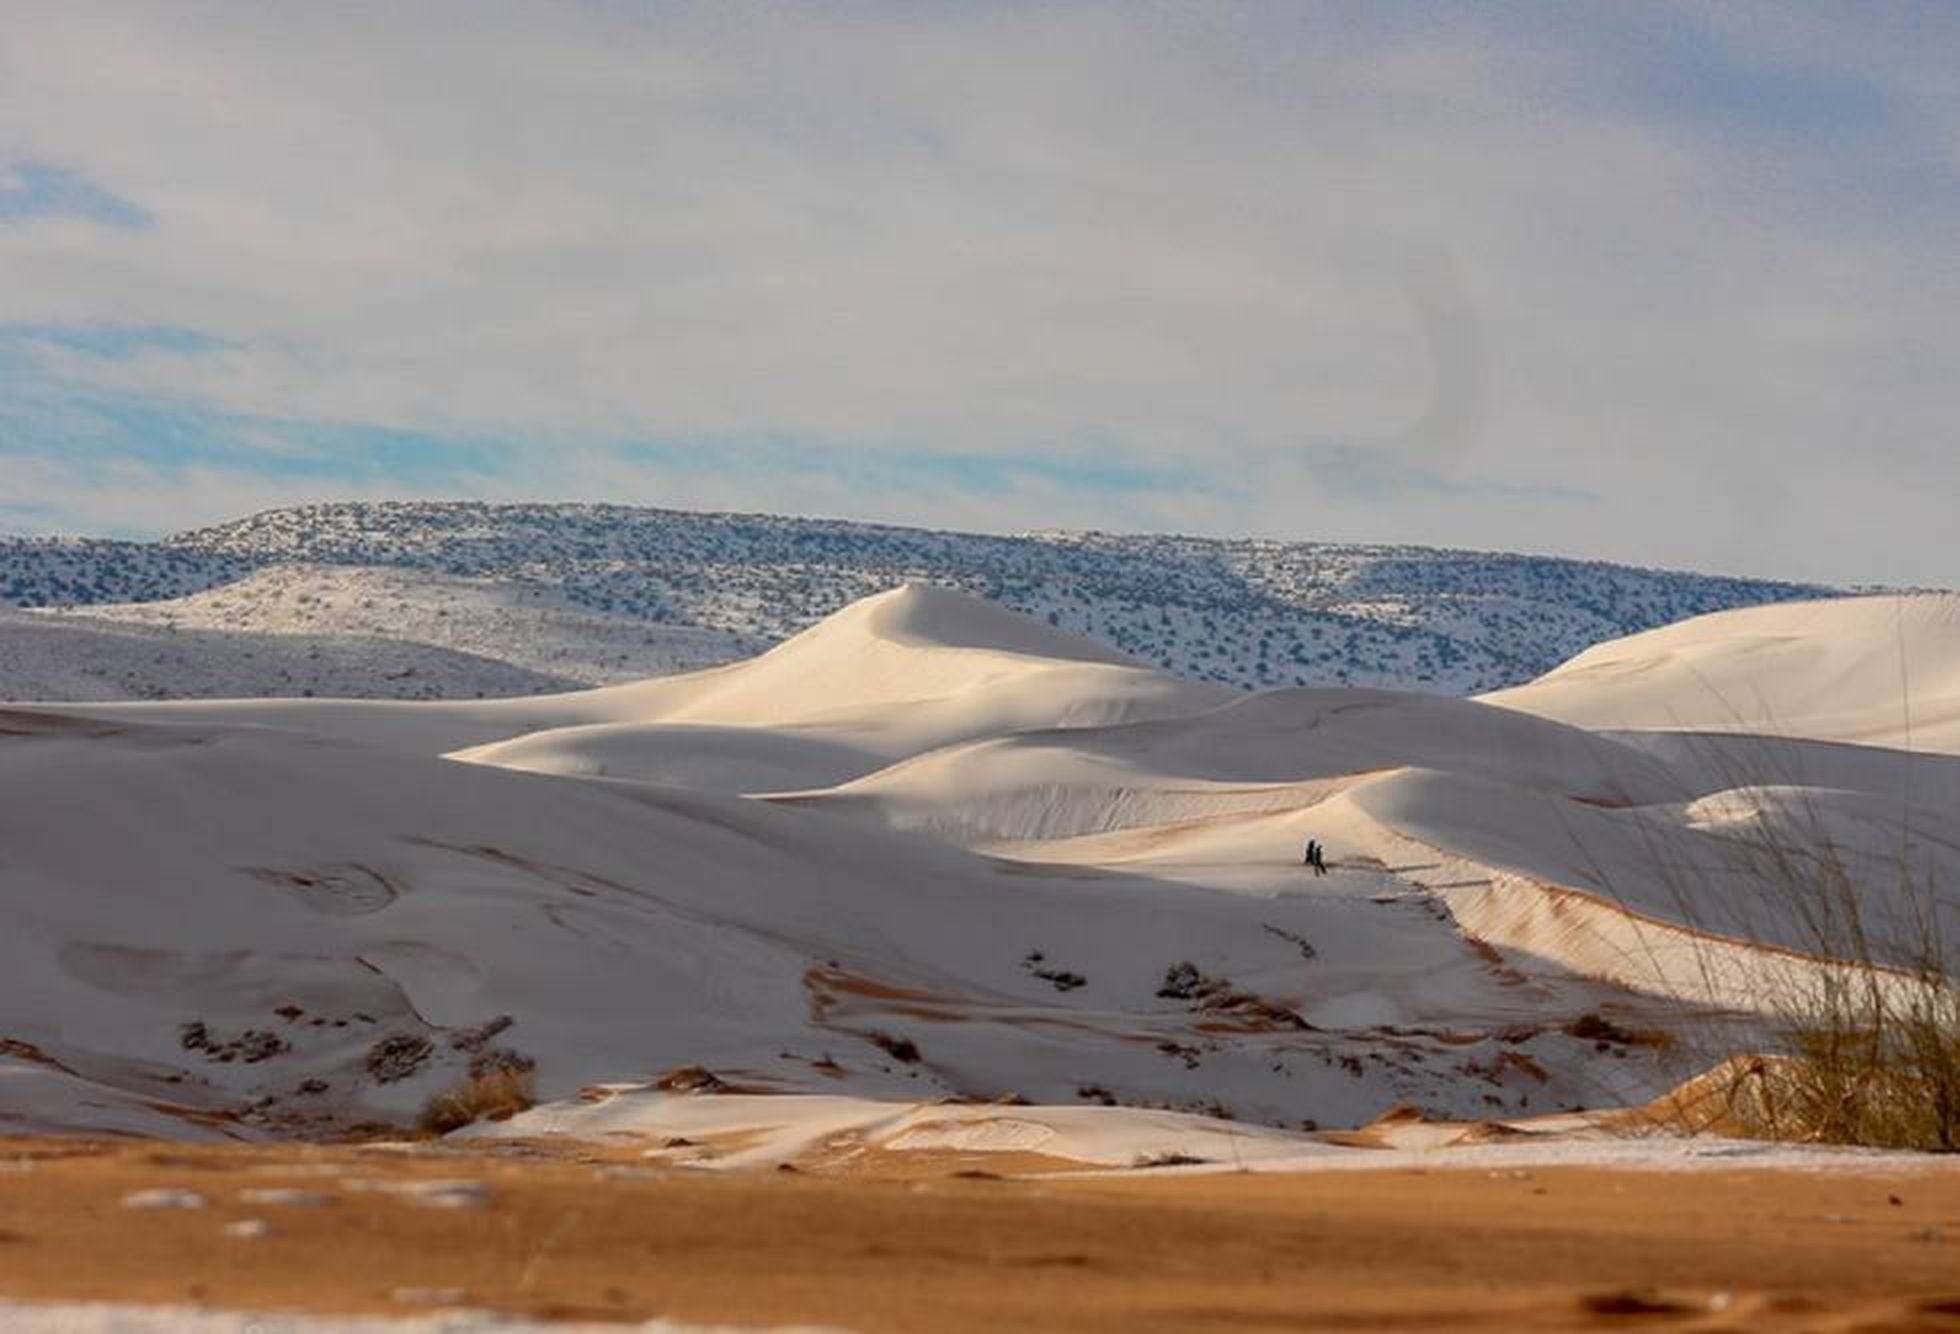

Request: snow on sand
left=3, top=584, right=1955, bottom=1152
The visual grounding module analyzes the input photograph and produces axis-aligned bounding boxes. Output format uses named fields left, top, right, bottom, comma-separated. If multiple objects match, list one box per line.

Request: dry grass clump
left=1614, top=722, right=1960, bottom=1153
left=1131, top=1150, right=1209, bottom=1169
left=417, top=1066, right=536, bottom=1136
left=1693, top=807, right=1959, bottom=1151
left=1712, top=973, right=1960, bottom=1151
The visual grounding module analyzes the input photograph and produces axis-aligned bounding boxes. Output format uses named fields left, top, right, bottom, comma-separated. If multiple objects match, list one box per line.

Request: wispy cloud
left=0, top=161, right=151, bottom=229
left=0, top=4, right=1954, bottom=582
left=0, top=322, right=224, bottom=359
left=1299, top=444, right=1598, bottom=506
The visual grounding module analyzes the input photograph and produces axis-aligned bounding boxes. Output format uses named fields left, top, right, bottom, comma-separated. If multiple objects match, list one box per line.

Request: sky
left=1, top=2, right=1956, bottom=585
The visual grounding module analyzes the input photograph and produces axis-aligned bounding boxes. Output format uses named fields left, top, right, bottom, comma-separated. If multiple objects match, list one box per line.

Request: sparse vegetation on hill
left=417, top=1064, right=536, bottom=1135
left=0, top=501, right=1834, bottom=695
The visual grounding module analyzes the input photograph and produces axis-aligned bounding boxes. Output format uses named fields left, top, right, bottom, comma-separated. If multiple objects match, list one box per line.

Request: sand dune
left=3, top=581, right=1954, bottom=1150
left=3, top=701, right=1657, bottom=1137
left=37, top=584, right=1229, bottom=774
left=1485, top=592, right=1960, bottom=751
left=801, top=686, right=1685, bottom=845
left=454, top=584, right=1231, bottom=784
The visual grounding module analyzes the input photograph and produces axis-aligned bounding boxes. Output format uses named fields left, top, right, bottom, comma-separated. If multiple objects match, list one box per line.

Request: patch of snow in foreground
left=1162, top=1135, right=1960, bottom=1177
left=475, top=1091, right=1960, bottom=1178
left=0, top=1302, right=845, bottom=1334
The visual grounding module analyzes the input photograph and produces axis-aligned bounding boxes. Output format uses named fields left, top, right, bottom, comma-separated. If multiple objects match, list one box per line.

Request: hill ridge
left=2, top=500, right=1846, bottom=696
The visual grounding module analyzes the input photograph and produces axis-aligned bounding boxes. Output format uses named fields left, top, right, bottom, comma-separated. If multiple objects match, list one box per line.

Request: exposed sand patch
left=2, top=1136, right=1959, bottom=1332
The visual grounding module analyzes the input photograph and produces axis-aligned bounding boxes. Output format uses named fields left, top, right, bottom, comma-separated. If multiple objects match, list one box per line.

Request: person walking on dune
left=1304, top=839, right=1326, bottom=876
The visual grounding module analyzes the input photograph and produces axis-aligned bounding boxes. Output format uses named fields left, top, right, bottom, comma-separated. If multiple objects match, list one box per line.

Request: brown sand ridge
left=3, top=1136, right=1960, bottom=1330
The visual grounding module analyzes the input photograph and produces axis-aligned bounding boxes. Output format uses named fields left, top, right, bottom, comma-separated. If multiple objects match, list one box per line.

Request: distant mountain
left=0, top=501, right=1840, bottom=697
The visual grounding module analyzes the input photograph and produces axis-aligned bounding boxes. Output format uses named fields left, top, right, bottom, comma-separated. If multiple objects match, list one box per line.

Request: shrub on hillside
left=417, top=1065, right=535, bottom=1136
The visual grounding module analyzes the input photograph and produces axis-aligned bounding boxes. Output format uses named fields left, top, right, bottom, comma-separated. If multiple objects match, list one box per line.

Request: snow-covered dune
left=43, top=584, right=1230, bottom=780
left=1484, top=593, right=1960, bottom=752
left=452, top=721, right=883, bottom=794
left=6, top=579, right=1956, bottom=1144
left=0, top=703, right=1657, bottom=1138
left=454, top=589, right=1230, bottom=790
left=804, top=686, right=1685, bottom=845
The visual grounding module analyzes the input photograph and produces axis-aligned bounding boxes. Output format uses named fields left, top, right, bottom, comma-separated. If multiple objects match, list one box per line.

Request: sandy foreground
left=1, top=1137, right=1958, bottom=1332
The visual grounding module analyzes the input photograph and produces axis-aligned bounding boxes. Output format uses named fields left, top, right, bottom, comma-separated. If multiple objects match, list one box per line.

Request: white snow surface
left=42, top=565, right=753, bottom=690
left=0, top=605, right=574, bottom=703
left=468, top=1089, right=1960, bottom=1177
left=3, top=579, right=1956, bottom=1153
left=1485, top=592, right=1960, bottom=752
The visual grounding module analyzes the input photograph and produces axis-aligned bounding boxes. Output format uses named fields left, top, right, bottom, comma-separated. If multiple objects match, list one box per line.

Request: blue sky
left=1, top=2, right=1956, bottom=583
left=0, top=162, right=152, bottom=229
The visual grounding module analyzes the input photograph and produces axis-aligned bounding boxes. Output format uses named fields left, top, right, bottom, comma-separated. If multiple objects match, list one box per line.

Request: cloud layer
left=1, top=2, right=1955, bottom=583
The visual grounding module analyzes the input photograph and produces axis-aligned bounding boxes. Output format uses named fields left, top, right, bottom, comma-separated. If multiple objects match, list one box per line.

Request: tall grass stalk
left=1586, top=690, right=1960, bottom=1151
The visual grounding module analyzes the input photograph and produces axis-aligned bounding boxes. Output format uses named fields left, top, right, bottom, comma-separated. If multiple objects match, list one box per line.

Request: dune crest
left=1485, top=592, right=1960, bottom=751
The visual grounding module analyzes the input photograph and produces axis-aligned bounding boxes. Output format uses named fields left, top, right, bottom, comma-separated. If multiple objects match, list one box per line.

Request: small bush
left=1022, top=950, right=1087, bottom=991
left=1156, top=961, right=1208, bottom=1000
left=654, top=1063, right=730, bottom=1093
left=417, top=1066, right=535, bottom=1136
left=467, top=1046, right=536, bottom=1079
left=868, top=1031, right=921, bottom=1063
left=366, top=1033, right=433, bottom=1083
left=1131, top=1150, right=1209, bottom=1168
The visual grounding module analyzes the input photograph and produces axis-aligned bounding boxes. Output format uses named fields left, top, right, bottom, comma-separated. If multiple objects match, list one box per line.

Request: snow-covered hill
left=37, top=565, right=755, bottom=690
left=0, top=501, right=1837, bottom=699
left=0, top=537, right=249, bottom=605
left=0, top=606, right=575, bottom=702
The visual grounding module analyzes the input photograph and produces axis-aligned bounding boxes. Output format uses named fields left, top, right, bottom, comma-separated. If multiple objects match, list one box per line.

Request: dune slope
left=33, top=585, right=1231, bottom=782
left=1483, top=593, right=1960, bottom=751
left=1, top=699, right=1670, bottom=1138
left=7, top=582, right=1957, bottom=1144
